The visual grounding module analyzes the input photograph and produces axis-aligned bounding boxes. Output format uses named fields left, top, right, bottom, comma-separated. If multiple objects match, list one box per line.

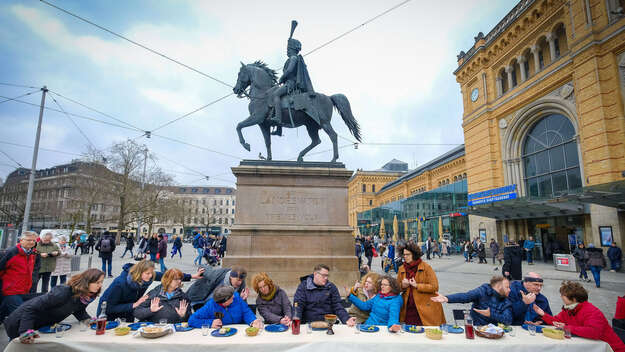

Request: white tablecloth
left=3, top=324, right=614, bottom=352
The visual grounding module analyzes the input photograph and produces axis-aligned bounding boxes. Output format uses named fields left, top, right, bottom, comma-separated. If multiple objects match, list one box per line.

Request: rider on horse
left=269, top=20, right=314, bottom=136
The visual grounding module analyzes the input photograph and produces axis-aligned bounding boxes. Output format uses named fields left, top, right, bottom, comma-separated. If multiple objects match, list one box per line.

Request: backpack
left=100, top=237, right=112, bottom=253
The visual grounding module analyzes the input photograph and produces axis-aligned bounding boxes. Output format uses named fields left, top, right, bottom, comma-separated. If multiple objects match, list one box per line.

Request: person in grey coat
left=185, top=265, right=248, bottom=311
left=133, top=268, right=190, bottom=323
left=252, top=272, right=292, bottom=325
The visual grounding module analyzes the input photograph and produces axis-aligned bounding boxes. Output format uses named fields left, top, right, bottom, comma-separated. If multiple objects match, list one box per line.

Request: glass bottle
left=464, top=310, right=474, bottom=339
left=292, top=303, right=300, bottom=335
left=96, top=301, right=107, bottom=335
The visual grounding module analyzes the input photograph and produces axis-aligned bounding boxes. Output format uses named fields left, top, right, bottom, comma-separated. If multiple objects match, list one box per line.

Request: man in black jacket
left=364, top=236, right=374, bottom=267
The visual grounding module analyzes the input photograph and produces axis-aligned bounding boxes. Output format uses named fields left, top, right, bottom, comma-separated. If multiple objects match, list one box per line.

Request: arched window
left=522, top=114, right=582, bottom=198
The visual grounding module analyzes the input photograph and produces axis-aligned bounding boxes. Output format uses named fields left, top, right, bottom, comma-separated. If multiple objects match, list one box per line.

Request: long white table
left=3, top=324, right=614, bottom=352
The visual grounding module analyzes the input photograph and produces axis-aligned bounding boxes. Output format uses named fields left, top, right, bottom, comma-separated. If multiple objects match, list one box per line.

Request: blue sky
left=0, top=0, right=516, bottom=186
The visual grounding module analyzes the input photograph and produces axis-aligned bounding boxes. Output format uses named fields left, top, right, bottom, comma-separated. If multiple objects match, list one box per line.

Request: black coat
left=364, top=240, right=373, bottom=257
left=133, top=285, right=190, bottom=323
left=95, top=234, right=116, bottom=259
left=4, top=285, right=90, bottom=339
left=125, top=236, right=135, bottom=250
left=502, top=244, right=523, bottom=280
left=147, top=238, right=159, bottom=254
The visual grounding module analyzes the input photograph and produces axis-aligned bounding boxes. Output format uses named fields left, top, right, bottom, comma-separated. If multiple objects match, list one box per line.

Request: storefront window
left=522, top=114, right=581, bottom=198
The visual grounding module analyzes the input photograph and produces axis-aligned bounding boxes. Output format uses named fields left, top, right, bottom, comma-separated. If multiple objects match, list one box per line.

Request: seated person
left=4, top=269, right=104, bottom=343
left=98, top=260, right=202, bottom=322
left=507, top=272, right=552, bottom=325
left=431, top=275, right=513, bottom=326
left=614, top=295, right=625, bottom=330
left=186, top=265, right=249, bottom=310
left=347, top=272, right=379, bottom=323
left=348, top=275, right=402, bottom=331
left=252, top=272, right=292, bottom=325
left=533, top=281, right=625, bottom=352
left=293, top=264, right=356, bottom=326
left=188, top=286, right=262, bottom=329
left=133, top=268, right=190, bottom=323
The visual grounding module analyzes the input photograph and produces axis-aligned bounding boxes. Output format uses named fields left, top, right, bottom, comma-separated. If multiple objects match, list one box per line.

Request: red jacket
left=616, top=296, right=625, bottom=320
left=543, top=301, right=625, bottom=352
left=0, top=244, right=37, bottom=296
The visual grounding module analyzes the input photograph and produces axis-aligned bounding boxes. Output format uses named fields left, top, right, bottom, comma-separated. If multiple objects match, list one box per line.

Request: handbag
left=372, top=247, right=378, bottom=257
left=156, top=253, right=160, bottom=260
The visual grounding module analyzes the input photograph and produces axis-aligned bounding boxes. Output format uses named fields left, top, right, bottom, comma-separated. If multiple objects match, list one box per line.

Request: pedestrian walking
left=364, top=236, right=374, bottom=268
left=73, top=233, right=83, bottom=255
left=95, top=231, right=116, bottom=277
left=50, top=235, right=71, bottom=288
left=171, top=235, right=183, bottom=258
left=157, top=234, right=168, bottom=272
left=502, top=241, right=523, bottom=280
left=121, top=233, right=135, bottom=259
left=355, top=238, right=362, bottom=269
left=425, top=237, right=432, bottom=260
left=147, top=233, right=159, bottom=262
left=587, top=244, right=606, bottom=288
left=192, top=233, right=204, bottom=266
left=137, top=234, right=149, bottom=260
left=490, top=238, right=501, bottom=269
left=608, top=242, right=622, bottom=272
left=477, top=239, right=487, bottom=264
left=573, top=243, right=590, bottom=282
left=463, top=241, right=471, bottom=262
left=87, top=233, right=96, bottom=254
left=432, top=240, right=441, bottom=259
left=524, top=235, right=535, bottom=265
left=219, top=234, right=227, bottom=259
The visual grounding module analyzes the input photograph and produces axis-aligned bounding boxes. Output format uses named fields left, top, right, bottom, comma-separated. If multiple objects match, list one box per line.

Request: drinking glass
left=508, top=327, right=515, bottom=337
left=528, top=325, right=536, bottom=336
left=355, top=323, right=361, bottom=334
left=306, top=323, right=313, bottom=334
left=400, top=323, right=406, bottom=334
left=55, top=325, right=64, bottom=338
left=441, top=324, right=448, bottom=335
left=79, top=321, right=88, bottom=332
left=563, top=327, right=571, bottom=339
left=159, top=319, right=168, bottom=326
left=202, top=325, right=210, bottom=336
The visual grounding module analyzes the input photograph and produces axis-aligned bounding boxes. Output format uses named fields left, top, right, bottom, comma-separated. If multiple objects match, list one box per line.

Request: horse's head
left=233, top=62, right=250, bottom=97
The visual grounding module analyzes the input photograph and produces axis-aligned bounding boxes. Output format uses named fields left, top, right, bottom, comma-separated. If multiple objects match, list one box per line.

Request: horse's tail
left=330, top=94, right=362, bottom=142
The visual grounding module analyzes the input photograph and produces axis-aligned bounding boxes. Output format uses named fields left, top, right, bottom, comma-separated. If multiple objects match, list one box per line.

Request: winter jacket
left=51, top=243, right=72, bottom=276
left=477, top=242, right=486, bottom=258
left=147, top=238, right=159, bottom=254
left=157, top=239, right=167, bottom=258
left=293, top=274, right=350, bottom=324
left=138, top=237, right=148, bottom=253
left=387, top=244, right=395, bottom=260
left=4, top=285, right=90, bottom=339
left=192, top=234, right=204, bottom=249
left=173, top=237, right=183, bottom=249
left=543, top=301, right=625, bottom=352
left=188, top=292, right=256, bottom=328
left=133, top=285, right=190, bottom=323
left=0, top=244, right=37, bottom=296
left=36, top=241, right=60, bottom=273
left=95, top=234, right=116, bottom=259
left=347, top=288, right=375, bottom=323
left=364, top=240, right=373, bottom=257
left=349, top=293, right=402, bottom=327
left=446, top=283, right=513, bottom=326
left=607, top=246, right=622, bottom=262
left=573, top=247, right=589, bottom=264
left=255, top=286, right=292, bottom=324
left=523, top=240, right=535, bottom=250
left=490, top=241, right=500, bottom=256
left=125, top=236, right=135, bottom=250
left=97, top=262, right=192, bottom=321
left=396, top=261, right=446, bottom=325
left=507, top=280, right=552, bottom=325
left=502, top=244, right=523, bottom=280
left=587, top=248, right=607, bottom=267
left=186, top=267, right=246, bottom=307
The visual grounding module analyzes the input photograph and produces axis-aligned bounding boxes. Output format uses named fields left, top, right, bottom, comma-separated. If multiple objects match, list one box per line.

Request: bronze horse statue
left=233, top=61, right=361, bottom=162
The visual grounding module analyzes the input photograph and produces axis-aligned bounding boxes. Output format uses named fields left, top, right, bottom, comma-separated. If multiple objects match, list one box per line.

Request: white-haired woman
left=51, top=235, right=72, bottom=288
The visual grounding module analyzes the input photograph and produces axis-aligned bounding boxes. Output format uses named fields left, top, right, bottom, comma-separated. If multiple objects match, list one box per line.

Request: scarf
left=403, top=259, right=421, bottom=279
left=259, top=285, right=277, bottom=301
left=80, top=294, right=96, bottom=305
left=378, top=292, right=397, bottom=298
left=563, top=302, right=579, bottom=311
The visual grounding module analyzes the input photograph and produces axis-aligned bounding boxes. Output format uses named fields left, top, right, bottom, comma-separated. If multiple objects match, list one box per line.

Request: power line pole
left=22, top=86, right=48, bottom=233
left=136, top=147, right=148, bottom=240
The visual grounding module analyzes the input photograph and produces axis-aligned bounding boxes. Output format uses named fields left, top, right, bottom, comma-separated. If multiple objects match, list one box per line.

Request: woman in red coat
left=533, top=281, right=625, bottom=352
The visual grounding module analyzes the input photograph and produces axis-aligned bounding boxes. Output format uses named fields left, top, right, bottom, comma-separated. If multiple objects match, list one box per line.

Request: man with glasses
left=294, top=264, right=356, bottom=326
left=186, top=265, right=249, bottom=311
left=0, top=231, right=39, bottom=323
left=508, top=272, right=552, bottom=325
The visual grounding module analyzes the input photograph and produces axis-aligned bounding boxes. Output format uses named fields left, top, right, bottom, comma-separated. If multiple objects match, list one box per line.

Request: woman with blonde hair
left=134, top=268, right=190, bottom=323
left=347, top=272, right=380, bottom=323
left=252, top=272, right=292, bottom=325
left=348, top=275, right=402, bottom=331
left=97, top=259, right=203, bottom=321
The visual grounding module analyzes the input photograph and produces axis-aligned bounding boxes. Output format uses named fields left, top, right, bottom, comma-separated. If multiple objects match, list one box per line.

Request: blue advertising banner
left=468, top=184, right=517, bottom=206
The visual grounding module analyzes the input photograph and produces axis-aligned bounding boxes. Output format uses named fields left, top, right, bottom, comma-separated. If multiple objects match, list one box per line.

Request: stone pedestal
left=223, top=160, right=358, bottom=297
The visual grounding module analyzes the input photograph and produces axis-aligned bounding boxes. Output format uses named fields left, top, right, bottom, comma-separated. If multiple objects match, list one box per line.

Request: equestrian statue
left=233, top=20, right=362, bottom=162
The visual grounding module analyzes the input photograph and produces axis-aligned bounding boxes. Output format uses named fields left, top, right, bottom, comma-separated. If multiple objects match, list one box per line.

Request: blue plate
left=360, top=325, right=380, bottom=333
left=90, top=321, right=119, bottom=330
left=174, top=323, right=193, bottom=332
left=39, top=323, right=72, bottom=333
left=211, top=327, right=237, bottom=337
left=404, top=325, right=424, bottom=333
left=128, top=322, right=154, bottom=331
left=265, top=324, right=288, bottom=333
left=522, top=324, right=545, bottom=333
left=441, top=324, right=463, bottom=334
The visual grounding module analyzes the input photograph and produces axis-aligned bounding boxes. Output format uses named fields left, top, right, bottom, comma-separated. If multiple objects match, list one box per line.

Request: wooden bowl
left=475, top=327, right=504, bottom=339
left=245, top=327, right=259, bottom=336
left=425, top=328, right=443, bottom=340
left=114, top=327, right=130, bottom=336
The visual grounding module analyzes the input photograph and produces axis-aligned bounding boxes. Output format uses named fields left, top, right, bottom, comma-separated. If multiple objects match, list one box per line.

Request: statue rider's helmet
left=287, top=38, right=302, bottom=54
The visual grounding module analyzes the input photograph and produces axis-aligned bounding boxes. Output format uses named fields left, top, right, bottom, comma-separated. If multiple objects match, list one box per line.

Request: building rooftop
left=172, top=186, right=236, bottom=195
left=378, top=145, right=465, bottom=193
left=377, top=159, right=409, bottom=172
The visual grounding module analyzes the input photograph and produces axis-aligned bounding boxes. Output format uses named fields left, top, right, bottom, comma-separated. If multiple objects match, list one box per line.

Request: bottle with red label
left=292, top=303, right=300, bottom=335
left=96, top=301, right=107, bottom=335
left=464, top=310, right=474, bottom=339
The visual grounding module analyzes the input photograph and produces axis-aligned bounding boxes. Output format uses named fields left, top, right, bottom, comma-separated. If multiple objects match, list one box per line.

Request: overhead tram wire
left=150, top=133, right=244, bottom=161
left=0, top=150, right=25, bottom=168
left=39, top=0, right=233, bottom=90
left=0, top=89, right=42, bottom=105
left=0, top=82, right=38, bottom=89
left=150, top=92, right=234, bottom=133
left=50, top=95, right=97, bottom=150
left=0, top=141, right=83, bottom=157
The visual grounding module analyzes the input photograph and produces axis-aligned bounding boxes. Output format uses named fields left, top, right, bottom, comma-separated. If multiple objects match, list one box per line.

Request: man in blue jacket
left=608, top=242, right=622, bottom=272
left=507, top=272, right=552, bottom=325
left=431, top=276, right=513, bottom=326
left=523, top=236, right=535, bottom=265
left=192, top=233, right=204, bottom=266
left=294, top=264, right=356, bottom=326
left=188, top=286, right=262, bottom=329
